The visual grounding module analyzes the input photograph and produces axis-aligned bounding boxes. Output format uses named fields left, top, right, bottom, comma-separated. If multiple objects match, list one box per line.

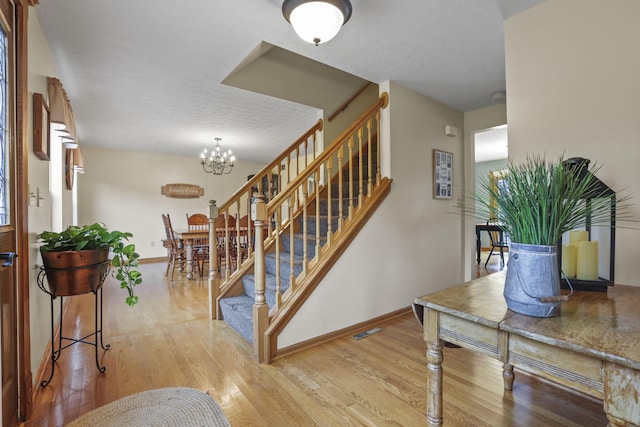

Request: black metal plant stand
left=36, top=261, right=111, bottom=387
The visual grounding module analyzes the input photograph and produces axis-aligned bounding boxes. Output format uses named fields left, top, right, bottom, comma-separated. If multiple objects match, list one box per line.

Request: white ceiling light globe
left=289, top=2, right=344, bottom=45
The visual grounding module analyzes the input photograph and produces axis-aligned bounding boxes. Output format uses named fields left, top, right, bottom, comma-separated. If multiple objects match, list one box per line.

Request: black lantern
left=558, top=157, right=616, bottom=291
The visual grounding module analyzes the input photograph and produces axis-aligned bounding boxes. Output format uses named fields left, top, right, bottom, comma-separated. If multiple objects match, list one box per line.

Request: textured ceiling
left=35, top=0, right=544, bottom=163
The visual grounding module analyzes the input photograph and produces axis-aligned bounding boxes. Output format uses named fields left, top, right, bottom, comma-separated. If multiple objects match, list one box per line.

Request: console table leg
left=502, top=363, right=514, bottom=391
left=605, top=414, right=625, bottom=427
left=427, top=342, right=443, bottom=426
left=424, top=308, right=444, bottom=426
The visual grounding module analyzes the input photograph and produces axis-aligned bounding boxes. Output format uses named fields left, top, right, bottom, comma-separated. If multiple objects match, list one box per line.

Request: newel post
left=251, top=193, right=268, bottom=362
left=208, top=200, right=219, bottom=320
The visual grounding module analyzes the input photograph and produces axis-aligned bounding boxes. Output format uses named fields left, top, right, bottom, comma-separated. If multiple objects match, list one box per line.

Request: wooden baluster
left=312, top=132, right=317, bottom=162
left=208, top=200, right=219, bottom=320
left=376, top=110, right=382, bottom=185
left=304, top=138, right=308, bottom=169
left=348, top=136, right=354, bottom=220
left=314, top=169, right=321, bottom=261
left=337, top=145, right=344, bottom=232
left=358, top=127, right=364, bottom=208
left=251, top=193, right=268, bottom=363
left=302, top=180, right=308, bottom=276
left=367, top=117, right=373, bottom=196
left=246, top=191, right=253, bottom=259
left=276, top=167, right=283, bottom=227
left=275, top=210, right=281, bottom=309
left=235, top=201, right=241, bottom=270
left=289, top=194, right=295, bottom=289
left=224, top=211, right=231, bottom=280
left=326, top=157, right=333, bottom=246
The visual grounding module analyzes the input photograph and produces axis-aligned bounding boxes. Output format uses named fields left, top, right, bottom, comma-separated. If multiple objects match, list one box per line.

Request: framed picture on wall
left=432, top=149, right=453, bottom=199
left=33, top=93, right=51, bottom=161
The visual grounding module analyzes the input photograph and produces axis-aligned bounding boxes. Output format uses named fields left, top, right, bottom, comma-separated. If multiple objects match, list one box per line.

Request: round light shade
left=282, top=0, right=352, bottom=45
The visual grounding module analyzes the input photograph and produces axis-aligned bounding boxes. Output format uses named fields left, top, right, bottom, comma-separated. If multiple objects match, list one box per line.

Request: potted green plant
left=473, top=155, right=630, bottom=317
left=38, top=223, right=142, bottom=306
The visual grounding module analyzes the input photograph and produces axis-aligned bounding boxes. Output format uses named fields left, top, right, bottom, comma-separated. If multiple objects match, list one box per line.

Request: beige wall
left=78, top=147, right=265, bottom=259
left=322, top=83, right=380, bottom=146
left=505, top=0, right=640, bottom=286
left=27, top=12, right=63, bottom=383
left=279, top=81, right=465, bottom=347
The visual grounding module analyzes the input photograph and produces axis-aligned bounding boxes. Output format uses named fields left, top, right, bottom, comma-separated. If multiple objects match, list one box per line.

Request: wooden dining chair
left=236, top=214, right=252, bottom=262
left=186, top=213, right=209, bottom=230
left=162, top=213, right=186, bottom=280
left=485, top=218, right=509, bottom=268
left=186, top=213, right=210, bottom=277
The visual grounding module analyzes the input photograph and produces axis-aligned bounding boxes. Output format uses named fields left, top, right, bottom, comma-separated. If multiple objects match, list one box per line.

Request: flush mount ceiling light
left=282, top=0, right=352, bottom=46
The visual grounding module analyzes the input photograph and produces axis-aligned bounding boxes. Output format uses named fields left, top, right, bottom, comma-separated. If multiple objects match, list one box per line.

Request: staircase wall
left=278, top=82, right=466, bottom=348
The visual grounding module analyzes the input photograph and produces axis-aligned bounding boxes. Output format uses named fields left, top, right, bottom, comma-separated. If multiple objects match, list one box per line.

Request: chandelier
left=200, top=138, right=235, bottom=175
left=282, top=0, right=353, bottom=46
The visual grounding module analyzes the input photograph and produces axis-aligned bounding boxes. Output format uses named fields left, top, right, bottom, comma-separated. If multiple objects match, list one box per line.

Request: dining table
left=172, top=228, right=210, bottom=280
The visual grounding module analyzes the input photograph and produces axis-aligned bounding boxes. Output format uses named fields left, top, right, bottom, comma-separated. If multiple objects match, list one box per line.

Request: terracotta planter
left=41, top=248, right=110, bottom=297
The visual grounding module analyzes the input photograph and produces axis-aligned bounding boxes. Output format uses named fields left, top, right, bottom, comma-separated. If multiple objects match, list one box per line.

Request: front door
left=0, top=1, right=18, bottom=425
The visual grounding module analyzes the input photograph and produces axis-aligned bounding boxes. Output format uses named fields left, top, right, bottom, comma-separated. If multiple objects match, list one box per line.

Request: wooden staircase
left=211, top=93, right=390, bottom=362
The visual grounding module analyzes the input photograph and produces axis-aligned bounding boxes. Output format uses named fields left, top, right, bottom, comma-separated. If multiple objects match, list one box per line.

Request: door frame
left=14, top=0, right=34, bottom=422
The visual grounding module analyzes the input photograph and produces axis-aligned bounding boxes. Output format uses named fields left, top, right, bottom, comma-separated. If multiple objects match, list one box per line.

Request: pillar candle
left=576, top=240, right=598, bottom=280
left=569, top=230, right=589, bottom=247
left=561, top=245, right=577, bottom=278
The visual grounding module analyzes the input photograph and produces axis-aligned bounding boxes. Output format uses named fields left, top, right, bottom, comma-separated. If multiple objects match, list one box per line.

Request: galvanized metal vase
left=504, top=242, right=561, bottom=317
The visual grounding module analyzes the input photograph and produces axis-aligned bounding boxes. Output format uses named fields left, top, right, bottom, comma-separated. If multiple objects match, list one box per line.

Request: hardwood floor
left=22, top=260, right=607, bottom=426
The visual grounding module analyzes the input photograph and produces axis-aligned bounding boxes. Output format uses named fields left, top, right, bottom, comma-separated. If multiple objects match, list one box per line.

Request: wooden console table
left=414, top=271, right=640, bottom=427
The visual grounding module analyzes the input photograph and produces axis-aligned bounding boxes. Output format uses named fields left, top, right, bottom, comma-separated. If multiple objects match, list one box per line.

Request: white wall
left=77, top=147, right=265, bottom=259
left=279, top=81, right=465, bottom=347
left=505, top=0, right=640, bottom=286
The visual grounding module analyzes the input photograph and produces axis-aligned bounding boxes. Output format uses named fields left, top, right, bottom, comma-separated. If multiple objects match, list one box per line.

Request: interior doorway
left=470, top=125, right=508, bottom=278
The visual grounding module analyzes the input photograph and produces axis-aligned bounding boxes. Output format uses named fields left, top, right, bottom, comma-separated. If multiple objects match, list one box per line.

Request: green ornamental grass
left=474, top=155, right=630, bottom=246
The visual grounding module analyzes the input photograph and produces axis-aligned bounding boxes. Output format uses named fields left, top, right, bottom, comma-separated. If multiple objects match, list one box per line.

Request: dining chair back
left=185, top=213, right=211, bottom=277
left=186, top=213, right=209, bottom=230
left=485, top=218, right=509, bottom=268
left=162, top=213, right=186, bottom=280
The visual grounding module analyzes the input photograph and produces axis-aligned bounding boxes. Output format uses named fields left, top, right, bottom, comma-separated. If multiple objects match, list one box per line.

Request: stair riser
left=219, top=296, right=254, bottom=343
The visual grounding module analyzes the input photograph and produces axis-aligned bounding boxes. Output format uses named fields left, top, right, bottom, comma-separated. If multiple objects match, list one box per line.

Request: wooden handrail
left=219, top=118, right=324, bottom=213
left=327, top=82, right=372, bottom=122
left=268, top=92, right=388, bottom=210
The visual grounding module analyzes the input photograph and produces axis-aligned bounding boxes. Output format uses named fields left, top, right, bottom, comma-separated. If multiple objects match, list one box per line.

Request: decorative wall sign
left=432, top=149, right=453, bottom=199
left=161, top=183, right=204, bottom=199
left=33, top=93, right=51, bottom=161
